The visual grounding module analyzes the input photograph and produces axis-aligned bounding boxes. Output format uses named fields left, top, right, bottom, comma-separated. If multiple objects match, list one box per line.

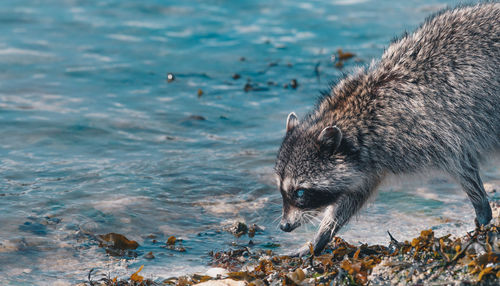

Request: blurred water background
left=1, top=0, right=499, bottom=284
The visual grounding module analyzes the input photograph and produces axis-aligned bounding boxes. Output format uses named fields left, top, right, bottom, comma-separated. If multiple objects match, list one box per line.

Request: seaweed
left=332, top=49, right=356, bottom=69
left=83, top=222, right=500, bottom=285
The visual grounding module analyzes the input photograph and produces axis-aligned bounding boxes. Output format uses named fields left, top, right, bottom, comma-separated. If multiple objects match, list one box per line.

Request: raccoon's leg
left=290, top=205, right=339, bottom=257
left=290, top=194, right=366, bottom=257
left=453, top=162, right=492, bottom=226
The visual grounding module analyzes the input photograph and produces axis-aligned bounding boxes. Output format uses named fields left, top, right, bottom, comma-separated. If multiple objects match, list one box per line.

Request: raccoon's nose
left=280, top=222, right=293, bottom=232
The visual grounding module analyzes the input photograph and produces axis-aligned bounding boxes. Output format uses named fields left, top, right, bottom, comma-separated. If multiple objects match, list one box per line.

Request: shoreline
left=77, top=203, right=500, bottom=286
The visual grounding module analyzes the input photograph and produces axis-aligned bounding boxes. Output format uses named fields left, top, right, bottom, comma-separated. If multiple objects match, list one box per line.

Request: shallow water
left=1, top=0, right=498, bottom=284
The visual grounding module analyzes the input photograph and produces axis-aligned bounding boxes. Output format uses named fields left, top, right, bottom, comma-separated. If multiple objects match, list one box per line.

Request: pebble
left=167, top=73, right=175, bottom=83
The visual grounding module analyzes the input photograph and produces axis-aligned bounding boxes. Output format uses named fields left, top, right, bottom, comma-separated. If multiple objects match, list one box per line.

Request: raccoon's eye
left=296, top=189, right=305, bottom=198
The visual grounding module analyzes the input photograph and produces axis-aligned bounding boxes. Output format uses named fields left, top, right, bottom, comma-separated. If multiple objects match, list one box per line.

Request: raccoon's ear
left=317, top=126, right=342, bottom=150
left=286, top=112, right=299, bottom=133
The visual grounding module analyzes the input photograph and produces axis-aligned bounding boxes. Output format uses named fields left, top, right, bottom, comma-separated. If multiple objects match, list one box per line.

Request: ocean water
left=1, top=0, right=498, bottom=284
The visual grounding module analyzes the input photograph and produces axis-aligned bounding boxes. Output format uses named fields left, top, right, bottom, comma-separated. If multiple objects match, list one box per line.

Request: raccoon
left=275, top=3, right=500, bottom=256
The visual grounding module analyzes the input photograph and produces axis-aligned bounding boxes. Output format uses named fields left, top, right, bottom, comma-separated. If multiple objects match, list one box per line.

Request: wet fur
left=275, top=3, right=500, bottom=256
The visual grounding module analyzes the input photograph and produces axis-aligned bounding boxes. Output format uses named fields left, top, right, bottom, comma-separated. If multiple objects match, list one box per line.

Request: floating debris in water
left=186, top=115, right=206, bottom=121
left=315, top=62, right=321, bottom=81
left=167, top=73, right=175, bottom=83
left=97, top=233, right=139, bottom=250
left=144, top=251, right=155, bottom=259
left=337, top=49, right=355, bottom=61
left=130, top=265, right=144, bottom=283
left=167, top=236, right=177, bottom=245
left=262, top=242, right=281, bottom=249
left=96, top=232, right=139, bottom=257
left=243, top=83, right=268, bottom=92
left=248, top=224, right=259, bottom=238
left=163, top=235, right=186, bottom=252
left=332, top=49, right=356, bottom=69
left=244, top=83, right=253, bottom=92
left=239, top=57, right=246, bottom=61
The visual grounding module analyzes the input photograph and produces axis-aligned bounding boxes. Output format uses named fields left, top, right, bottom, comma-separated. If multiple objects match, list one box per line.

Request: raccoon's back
left=369, top=3, right=500, bottom=168
left=381, top=3, right=500, bottom=86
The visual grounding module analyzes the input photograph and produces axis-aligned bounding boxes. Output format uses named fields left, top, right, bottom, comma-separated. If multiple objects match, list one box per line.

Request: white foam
left=0, top=48, right=52, bottom=58
left=108, top=34, right=142, bottom=42
left=83, top=53, right=113, bottom=62
left=124, top=21, right=165, bottom=29
left=235, top=25, right=261, bottom=33
left=93, top=196, right=150, bottom=213
left=166, top=29, right=193, bottom=38
left=334, top=0, right=370, bottom=5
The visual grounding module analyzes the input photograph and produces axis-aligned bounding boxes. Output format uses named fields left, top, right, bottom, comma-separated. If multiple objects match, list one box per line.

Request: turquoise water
left=1, top=0, right=498, bottom=284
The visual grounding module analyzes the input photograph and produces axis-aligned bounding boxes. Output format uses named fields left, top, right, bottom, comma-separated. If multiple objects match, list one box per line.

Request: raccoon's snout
left=280, top=222, right=293, bottom=232
left=279, top=219, right=300, bottom=232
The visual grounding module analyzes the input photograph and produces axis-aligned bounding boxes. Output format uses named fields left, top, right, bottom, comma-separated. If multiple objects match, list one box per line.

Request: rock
left=288, top=268, right=306, bottom=283
left=205, top=267, right=228, bottom=278
left=225, top=222, right=248, bottom=237
left=19, top=221, right=47, bottom=235
left=195, top=279, right=245, bottom=286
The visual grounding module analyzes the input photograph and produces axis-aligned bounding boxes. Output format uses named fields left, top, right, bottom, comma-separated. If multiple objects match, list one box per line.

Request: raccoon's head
left=275, top=112, right=363, bottom=232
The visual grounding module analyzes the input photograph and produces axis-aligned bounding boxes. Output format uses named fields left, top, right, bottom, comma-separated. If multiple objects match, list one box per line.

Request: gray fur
left=275, top=3, right=500, bottom=256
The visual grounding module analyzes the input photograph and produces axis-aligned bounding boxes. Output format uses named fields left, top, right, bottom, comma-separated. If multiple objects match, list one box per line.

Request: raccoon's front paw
left=475, top=202, right=492, bottom=227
